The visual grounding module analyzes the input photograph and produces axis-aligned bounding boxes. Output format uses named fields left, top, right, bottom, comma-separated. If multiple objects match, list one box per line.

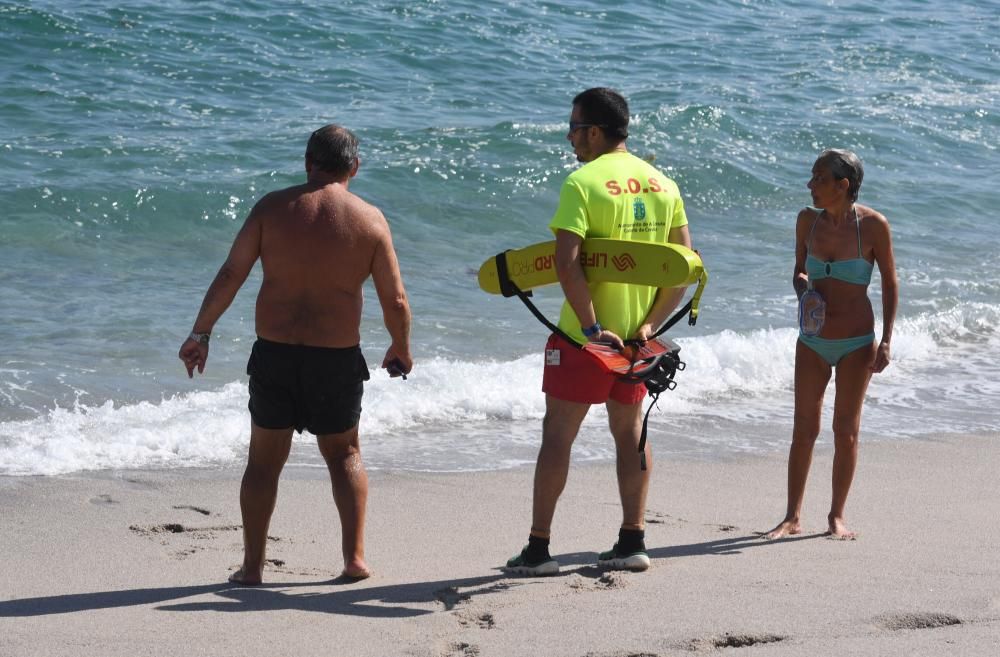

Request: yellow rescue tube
left=478, top=238, right=704, bottom=294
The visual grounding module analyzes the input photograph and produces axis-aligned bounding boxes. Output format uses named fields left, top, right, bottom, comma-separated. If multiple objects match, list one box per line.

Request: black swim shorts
left=246, top=337, right=371, bottom=435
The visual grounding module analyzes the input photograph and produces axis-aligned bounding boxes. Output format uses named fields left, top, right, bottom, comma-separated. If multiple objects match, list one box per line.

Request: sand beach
left=2, top=433, right=997, bottom=657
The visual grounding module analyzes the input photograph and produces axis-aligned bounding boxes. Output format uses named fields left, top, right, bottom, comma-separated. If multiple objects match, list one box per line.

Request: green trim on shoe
left=597, top=544, right=650, bottom=571
left=504, top=548, right=559, bottom=576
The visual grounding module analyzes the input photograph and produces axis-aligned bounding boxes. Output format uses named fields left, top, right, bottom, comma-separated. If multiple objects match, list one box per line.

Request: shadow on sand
left=0, top=532, right=823, bottom=618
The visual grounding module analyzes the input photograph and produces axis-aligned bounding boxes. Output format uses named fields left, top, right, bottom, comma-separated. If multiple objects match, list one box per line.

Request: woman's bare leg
left=765, top=341, right=830, bottom=539
left=827, top=341, right=876, bottom=539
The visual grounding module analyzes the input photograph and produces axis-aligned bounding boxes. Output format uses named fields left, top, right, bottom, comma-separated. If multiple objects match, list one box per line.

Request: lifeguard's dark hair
left=818, top=149, right=864, bottom=202
left=573, top=87, right=629, bottom=141
left=306, top=124, right=359, bottom=178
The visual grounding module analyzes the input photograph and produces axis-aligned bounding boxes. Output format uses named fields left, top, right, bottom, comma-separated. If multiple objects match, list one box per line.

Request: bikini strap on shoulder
left=853, top=205, right=863, bottom=256
left=807, top=207, right=823, bottom=252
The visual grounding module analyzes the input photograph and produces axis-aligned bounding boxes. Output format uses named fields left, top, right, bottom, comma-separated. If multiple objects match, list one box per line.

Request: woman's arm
left=869, top=209, right=898, bottom=373
left=793, top=208, right=813, bottom=299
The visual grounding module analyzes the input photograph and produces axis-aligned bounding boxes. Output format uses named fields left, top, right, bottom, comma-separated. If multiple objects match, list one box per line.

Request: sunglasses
left=568, top=122, right=606, bottom=133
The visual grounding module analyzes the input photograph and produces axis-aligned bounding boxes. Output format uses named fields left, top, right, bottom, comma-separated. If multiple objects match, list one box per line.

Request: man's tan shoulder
left=341, top=190, right=390, bottom=233
left=250, top=184, right=308, bottom=215
left=345, top=188, right=384, bottom=214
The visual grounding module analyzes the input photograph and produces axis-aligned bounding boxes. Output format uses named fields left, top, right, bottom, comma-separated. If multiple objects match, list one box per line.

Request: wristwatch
left=581, top=322, right=603, bottom=338
left=188, top=331, right=211, bottom=345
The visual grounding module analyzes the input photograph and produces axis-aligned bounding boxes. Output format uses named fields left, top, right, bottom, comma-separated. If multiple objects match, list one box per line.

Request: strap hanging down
left=638, top=396, right=657, bottom=471
left=632, top=347, right=682, bottom=471
left=494, top=250, right=582, bottom=349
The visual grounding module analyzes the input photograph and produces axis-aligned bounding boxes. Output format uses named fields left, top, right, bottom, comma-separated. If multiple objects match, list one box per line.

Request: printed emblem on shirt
left=632, top=197, right=646, bottom=220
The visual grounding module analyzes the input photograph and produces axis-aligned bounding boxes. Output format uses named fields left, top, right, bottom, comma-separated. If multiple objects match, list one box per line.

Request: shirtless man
left=179, top=124, right=412, bottom=584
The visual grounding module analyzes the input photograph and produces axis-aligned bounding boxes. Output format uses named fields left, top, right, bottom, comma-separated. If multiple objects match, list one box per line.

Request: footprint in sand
left=172, top=504, right=211, bottom=515
left=129, top=523, right=244, bottom=561
left=129, top=523, right=241, bottom=538
left=687, top=634, right=786, bottom=651
left=568, top=572, right=629, bottom=591
left=456, top=610, right=495, bottom=629
left=171, top=546, right=205, bottom=559
left=644, top=510, right=688, bottom=526
left=253, top=559, right=326, bottom=578
left=875, top=611, right=962, bottom=631
left=118, top=476, right=159, bottom=490
left=442, top=641, right=479, bottom=657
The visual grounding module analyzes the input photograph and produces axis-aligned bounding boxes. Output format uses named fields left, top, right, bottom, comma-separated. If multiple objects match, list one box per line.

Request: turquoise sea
left=1, top=1, right=998, bottom=475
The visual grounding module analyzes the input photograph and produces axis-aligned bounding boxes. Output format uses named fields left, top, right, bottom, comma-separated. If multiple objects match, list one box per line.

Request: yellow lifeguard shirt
left=549, top=151, right=688, bottom=343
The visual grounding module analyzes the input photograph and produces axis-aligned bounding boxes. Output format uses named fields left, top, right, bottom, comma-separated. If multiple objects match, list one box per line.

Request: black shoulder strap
left=647, top=298, right=693, bottom=341
left=495, top=251, right=583, bottom=349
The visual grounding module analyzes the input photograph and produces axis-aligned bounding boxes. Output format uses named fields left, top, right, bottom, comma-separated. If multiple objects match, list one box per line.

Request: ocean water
left=1, top=1, right=998, bottom=476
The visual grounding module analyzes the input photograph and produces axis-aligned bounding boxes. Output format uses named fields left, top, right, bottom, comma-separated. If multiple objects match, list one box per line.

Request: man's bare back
left=252, top=182, right=394, bottom=348
left=180, top=148, right=410, bottom=373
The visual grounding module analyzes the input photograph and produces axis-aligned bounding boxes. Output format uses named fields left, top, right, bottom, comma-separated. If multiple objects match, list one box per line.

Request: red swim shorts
left=541, top=333, right=647, bottom=405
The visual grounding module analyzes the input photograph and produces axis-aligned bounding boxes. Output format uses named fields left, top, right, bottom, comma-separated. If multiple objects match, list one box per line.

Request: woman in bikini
left=766, top=149, right=898, bottom=540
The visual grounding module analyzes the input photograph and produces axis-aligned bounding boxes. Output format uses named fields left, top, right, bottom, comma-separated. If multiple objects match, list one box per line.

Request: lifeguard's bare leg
left=530, top=396, right=590, bottom=538
left=606, top=398, right=649, bottom=530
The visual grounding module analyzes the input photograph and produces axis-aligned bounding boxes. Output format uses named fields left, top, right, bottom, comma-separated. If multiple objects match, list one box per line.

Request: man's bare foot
left=341, top=558, right=372, bottom=580
left=826, top=516, right=857, bottom=540
left=228, top=566, right=262, bottom=586
left=762, top=519, right=801, bottom=540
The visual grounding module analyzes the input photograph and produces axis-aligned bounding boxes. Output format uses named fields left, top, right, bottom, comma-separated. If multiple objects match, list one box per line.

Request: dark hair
left=306, top=124, right=359, bottom=178
left=818, top=149, right=864, bottom=202
left=572, top=87, right=629, bottom=141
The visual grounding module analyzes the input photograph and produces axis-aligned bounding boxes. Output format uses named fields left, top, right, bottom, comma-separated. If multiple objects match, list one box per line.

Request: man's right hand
left=382, top=349, right=412, bottom=378
left=179, top=338, right=208, bottom=378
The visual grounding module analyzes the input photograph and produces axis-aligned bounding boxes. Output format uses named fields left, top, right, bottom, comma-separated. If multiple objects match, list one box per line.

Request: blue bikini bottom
left=798, top=333, right=876, bottom=366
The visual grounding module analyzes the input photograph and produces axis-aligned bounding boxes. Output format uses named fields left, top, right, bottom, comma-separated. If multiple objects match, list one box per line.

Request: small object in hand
left=387, top=358, right=407, bottom=380
left=799, top=289, right=826, bottom=337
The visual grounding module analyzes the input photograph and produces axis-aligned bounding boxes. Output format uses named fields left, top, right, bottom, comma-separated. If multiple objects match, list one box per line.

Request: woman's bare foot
left=341, top=558, right=372, bottom=580
left=826, top=515, right=857, bottom=540
left=228, top=566, right=262, bottom=586
left=762, top=519, right=802, bottom=540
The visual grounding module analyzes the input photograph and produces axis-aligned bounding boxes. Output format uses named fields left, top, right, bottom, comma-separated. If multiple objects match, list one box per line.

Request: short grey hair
left=306, top=124, right=359, bottom=178
left=818, top=149, right=864, bottom=202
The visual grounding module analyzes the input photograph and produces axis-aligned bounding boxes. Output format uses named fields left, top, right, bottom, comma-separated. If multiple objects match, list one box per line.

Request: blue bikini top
left=805, top=207, right=873, bottom=287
